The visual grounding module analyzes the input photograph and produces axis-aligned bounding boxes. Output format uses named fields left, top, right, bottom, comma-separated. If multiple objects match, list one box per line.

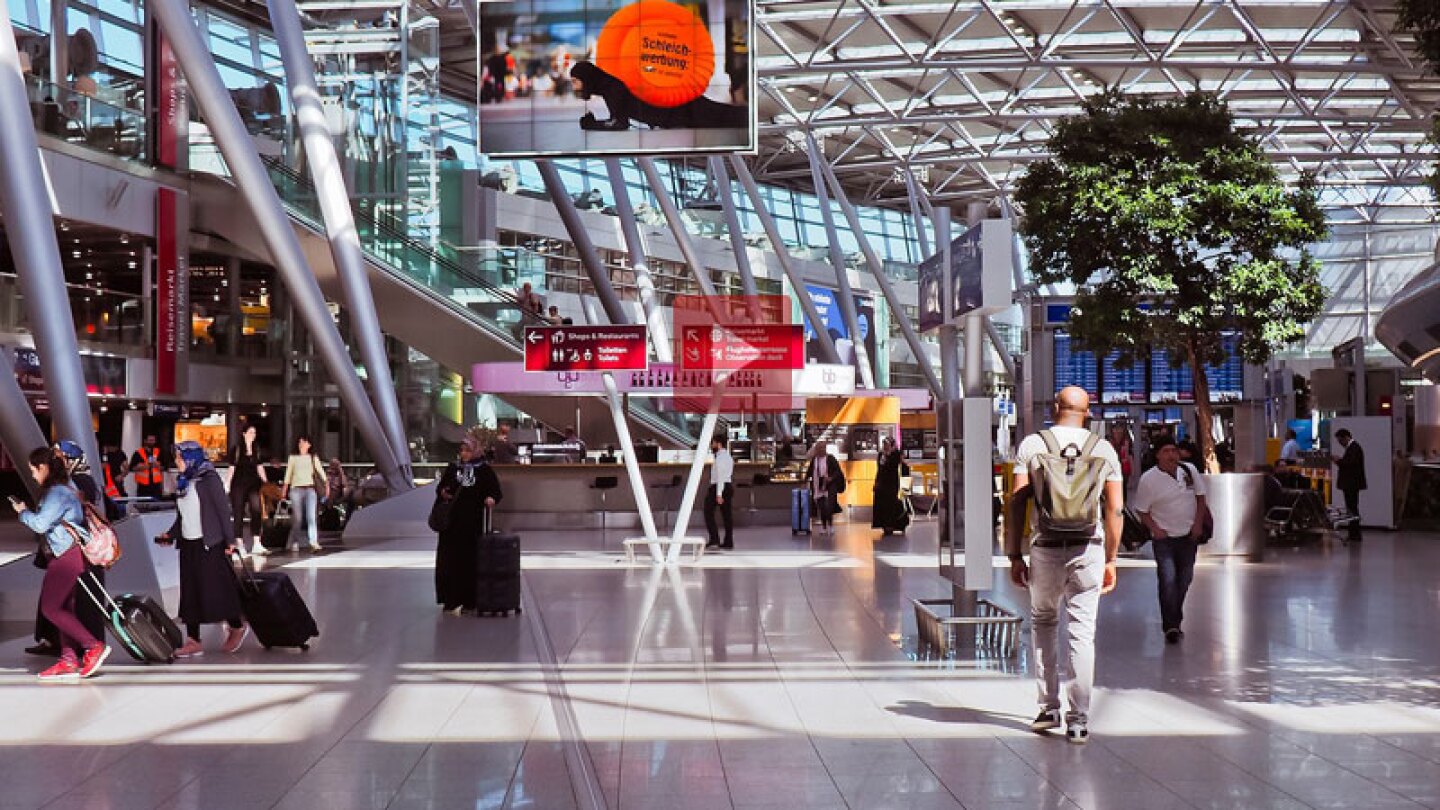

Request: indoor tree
left=1015, top=91, right=1328, bottom=472
left=1397, top=0, right=1440, bottom=197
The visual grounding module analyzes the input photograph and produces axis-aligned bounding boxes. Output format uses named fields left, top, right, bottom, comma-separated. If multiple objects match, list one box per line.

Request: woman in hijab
left=433, top=434, right=503, bottom=615
left=156, top=442, right=248, bottom=656
left=871, top=437, right=909, bottom=537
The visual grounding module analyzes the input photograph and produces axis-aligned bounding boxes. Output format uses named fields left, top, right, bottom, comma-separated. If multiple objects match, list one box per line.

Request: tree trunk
left=1186, top=337, right=1220, bottom=474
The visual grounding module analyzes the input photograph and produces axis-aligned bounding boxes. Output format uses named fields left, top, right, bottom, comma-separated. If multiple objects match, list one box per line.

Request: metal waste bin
left=1202, top=473, right=1265, bottom=559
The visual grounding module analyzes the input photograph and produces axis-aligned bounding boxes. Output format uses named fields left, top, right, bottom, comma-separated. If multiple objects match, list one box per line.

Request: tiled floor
left=1, top=518, right=1437, bottom=809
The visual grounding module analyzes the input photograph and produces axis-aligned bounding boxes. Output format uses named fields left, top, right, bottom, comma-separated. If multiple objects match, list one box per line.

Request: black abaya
left=434, top=461, right=504, bottom=611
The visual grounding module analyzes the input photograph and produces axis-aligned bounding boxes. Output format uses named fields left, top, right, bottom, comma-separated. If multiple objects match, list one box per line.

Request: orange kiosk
left=803, top=396, right=900, bottom=511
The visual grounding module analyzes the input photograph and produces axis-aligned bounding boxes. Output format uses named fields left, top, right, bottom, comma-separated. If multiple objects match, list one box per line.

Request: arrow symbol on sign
left=527, top=331, right=543, bottom=345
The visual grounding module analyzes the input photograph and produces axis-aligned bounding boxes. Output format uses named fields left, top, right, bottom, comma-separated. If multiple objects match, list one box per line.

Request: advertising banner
left=149, top=20, right=189, bottom=395
left=155, top=187, right=189, bottom=395
left=801, top=284, right=879, bottom=386
left=523, top=325, right=649, bottom=372
left=917, top=223, right=984, bottom=332
left=477, top=0, right=755, bottom=157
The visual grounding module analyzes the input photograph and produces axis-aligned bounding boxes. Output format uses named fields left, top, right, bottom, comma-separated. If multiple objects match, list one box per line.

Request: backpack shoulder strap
left=1039, top=430, right=1061, bottom=455
left=1079, top=432, right=1101, bottom=457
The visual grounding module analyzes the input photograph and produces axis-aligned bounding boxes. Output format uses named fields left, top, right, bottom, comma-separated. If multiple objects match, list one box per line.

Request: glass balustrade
left=25, top=76, right=146, bottom=162
left=0, top=272, right=147, bottom=348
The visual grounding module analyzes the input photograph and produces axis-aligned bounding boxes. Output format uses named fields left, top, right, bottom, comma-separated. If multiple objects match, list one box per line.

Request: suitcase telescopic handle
left=77, top=570, right=123, bottom=615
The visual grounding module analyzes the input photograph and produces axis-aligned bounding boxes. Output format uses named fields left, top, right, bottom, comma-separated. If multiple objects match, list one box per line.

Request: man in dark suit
left=1331, top=428, right=1366, bottom=543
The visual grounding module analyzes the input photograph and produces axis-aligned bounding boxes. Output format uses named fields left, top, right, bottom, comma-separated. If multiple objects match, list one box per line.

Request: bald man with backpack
left=1006, top=386, right=1125, bottom=745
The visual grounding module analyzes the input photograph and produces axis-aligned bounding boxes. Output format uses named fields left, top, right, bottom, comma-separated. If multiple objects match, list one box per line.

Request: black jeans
left=232, top=482, right=264, bottom=542
left=1342, top=487, right=1363, bottom=541
left=1153, top=535, right=1198, bottom=633
left=704, top=484, right=734, bottom=547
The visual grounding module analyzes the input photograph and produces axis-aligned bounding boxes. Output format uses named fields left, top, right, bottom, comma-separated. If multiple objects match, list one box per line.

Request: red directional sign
left=679, top=323, right=804, bottom=371
left=523, top=325, right=649, bottom=373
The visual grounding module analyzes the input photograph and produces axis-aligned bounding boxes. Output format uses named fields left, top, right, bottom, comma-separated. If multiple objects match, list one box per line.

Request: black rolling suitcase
left=261, top=500, right=292, bottom=550
left=235, top=557, right=319, bottom=649
left=790, top=488, right=811, bottom=535
left=475, top=509, right=521, bottom=616
left=78, top=573, right=181, bottom=664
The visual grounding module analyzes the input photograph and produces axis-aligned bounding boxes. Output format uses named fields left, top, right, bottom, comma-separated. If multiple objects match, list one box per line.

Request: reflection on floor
left=0, top=518, right=1437, bottom=809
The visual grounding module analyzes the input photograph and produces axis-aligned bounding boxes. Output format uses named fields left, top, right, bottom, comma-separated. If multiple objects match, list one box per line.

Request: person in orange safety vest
left=129, top=435, right=166, bottom=498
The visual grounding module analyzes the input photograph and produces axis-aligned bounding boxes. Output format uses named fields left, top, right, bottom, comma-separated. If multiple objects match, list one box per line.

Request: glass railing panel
left=0, top=272, right=148, bottom=348
left=25, top=75, right=146, bottom=163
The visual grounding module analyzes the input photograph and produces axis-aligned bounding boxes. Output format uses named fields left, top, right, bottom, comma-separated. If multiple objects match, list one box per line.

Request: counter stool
left=650, top=474, right=682, bottom=531
left=747, top=473, right=770, bottom=514
left=591, top=476, right=619, bottom=537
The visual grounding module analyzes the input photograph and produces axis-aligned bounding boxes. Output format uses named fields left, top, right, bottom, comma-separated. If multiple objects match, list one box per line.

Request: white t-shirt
left=1014, top=427, right=1122, bottom=539
left=1132, top=463, right=1207, bottom=538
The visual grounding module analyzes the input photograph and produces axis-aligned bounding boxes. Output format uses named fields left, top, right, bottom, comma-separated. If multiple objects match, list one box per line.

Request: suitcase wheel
left=300, top=643, right=309, bottom=651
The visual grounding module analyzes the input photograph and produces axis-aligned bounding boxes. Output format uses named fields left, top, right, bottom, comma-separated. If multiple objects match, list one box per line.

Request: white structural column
left=667, top=377, right=728, bottom=562
left=579, top=298, right=660, bottom=551
left=804, top=135, right=875, bottom=389
left=709, top=156, right=764, bottom=323
left=148, top=0, right=408, bottom=492
left=904, top=170, right=932, bottom=258
left=0, top=349, right=50, bottom=500
left=636, top=157, right=731, bottom=331
left=537, top=161, right=630, bottom=325
left=605, top=158, right=672, bottom=362
left=815, top=153, right=943, bottom=396
left=268, top=0, right=411, bottom=482
left=0, top=14, right=100, bottom=467
left=726, top=157, right=843, bottom=366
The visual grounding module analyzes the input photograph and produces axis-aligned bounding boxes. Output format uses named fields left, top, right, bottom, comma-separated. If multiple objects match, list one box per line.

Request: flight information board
left=1053, top=331, right=1099, bottom=400
left=1101, top=351, right=1147, bottom=404
left=1148, top=348, right=1195, bottom=404
left=1204, top=333, right=1244, bottom=401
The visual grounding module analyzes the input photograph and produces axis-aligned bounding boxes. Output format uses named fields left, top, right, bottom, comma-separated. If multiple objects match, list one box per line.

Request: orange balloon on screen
left=595, top=0, right=715, bottom=108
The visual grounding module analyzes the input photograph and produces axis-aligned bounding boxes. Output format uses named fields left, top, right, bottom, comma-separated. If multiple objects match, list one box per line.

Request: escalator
left=190, top=161, right=699, bottom=448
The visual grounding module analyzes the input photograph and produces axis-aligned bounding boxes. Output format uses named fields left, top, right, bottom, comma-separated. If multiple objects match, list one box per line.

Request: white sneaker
left=308, top=542, right=324, bottom=554
left=251, top=545, right=269, bottom=557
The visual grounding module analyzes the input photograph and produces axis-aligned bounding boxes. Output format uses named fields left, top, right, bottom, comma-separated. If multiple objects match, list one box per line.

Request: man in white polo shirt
left=1131, top=437, right=1210, bottom=645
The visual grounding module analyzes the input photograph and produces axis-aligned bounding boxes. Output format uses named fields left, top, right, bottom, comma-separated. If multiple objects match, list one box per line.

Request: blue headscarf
left=174, top=441, right=214, bottom=495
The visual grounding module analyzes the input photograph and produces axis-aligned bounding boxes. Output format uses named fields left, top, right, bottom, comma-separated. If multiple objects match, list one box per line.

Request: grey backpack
left=1028, top=430, right=1109, bottom=542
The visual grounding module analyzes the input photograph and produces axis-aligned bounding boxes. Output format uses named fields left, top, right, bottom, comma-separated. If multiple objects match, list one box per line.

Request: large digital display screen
left=1053, top=331, right=1099, bottom=401
left=478, top=0, right=756, bottom=157
left=1204, top=333, right=1245, bottom=402
left=1147, top=348, right=1194, bottom=404
left=1101, top=351, right=1146, bottom=404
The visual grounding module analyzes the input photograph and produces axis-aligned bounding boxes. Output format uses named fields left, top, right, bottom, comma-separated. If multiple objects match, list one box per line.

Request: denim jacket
left=19, top=485, right=85, bottom=557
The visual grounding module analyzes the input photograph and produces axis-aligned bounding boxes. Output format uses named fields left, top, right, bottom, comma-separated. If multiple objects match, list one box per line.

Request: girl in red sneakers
left=156, top=442, right=248, bottom=656
left=12, top=448, right=111, bottom=681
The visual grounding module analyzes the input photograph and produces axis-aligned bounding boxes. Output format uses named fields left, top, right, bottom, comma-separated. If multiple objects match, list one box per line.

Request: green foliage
left=1398, top=0, right=1440, bottom=71
left=1016, top=91, right=1328, bottom=373
left=1395, top=0, right=1440, bottom=197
